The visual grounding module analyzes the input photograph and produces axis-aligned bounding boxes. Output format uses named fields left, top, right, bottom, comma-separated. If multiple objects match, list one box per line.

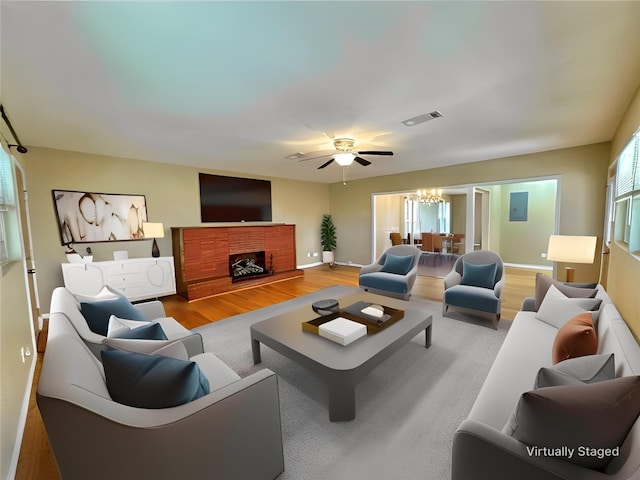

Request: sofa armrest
left=521, top=297, right=536, bottom=312
left=452, top=419, right=609, bottom=480
left=180, top=332, right=204, bottom=356
left=38, top=369, right=284, bottom=480
left=360, top=262, right=382, bottom=275
left=444, top=270, right=461, bottom=290
left=494, top=277, right=505, bottom=298
left=135, top=300, right=166, bottom=320
left=565, top=281, right=599, bottom=289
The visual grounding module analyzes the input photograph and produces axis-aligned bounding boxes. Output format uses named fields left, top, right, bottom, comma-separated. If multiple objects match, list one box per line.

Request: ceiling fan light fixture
left=334, top=152, right=355, bottom=166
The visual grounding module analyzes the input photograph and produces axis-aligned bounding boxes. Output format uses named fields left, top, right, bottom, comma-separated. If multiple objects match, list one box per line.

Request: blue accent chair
left=359, top=245, right=422, bottom=300
left=442, top=250, right=505, bottom=326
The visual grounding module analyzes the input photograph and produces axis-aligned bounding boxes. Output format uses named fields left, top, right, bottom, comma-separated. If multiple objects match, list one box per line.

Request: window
left=439, top=201, right=451, bottom=234
left=0, top=148, right=16, bottom=262
left=612, top=128, right=640, bottom=253
left=403, top=197, right=421, bottom=242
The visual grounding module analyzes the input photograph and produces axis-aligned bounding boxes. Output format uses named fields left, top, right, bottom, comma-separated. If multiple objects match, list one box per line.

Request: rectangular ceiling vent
left=402, top=110, right=444, bottom=127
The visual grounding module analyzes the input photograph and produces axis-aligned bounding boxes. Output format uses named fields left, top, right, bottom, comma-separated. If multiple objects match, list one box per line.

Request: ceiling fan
left=290, top=138, right=393, bottom=170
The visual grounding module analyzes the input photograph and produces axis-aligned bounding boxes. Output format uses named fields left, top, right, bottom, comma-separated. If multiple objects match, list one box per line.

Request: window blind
left=616, top=134, right=638, bottom=198
left=0, top=148, right=15, bottom=208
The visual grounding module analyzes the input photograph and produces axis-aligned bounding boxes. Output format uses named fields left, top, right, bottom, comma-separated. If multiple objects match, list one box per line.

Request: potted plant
left=320, top=214, right=337, bottom=265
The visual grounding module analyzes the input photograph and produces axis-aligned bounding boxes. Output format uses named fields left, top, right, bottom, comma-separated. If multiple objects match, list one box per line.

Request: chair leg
left=442, top=304, right=448, bottom=316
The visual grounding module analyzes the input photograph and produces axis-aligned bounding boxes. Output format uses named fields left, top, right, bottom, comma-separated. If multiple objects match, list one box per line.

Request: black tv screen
left=199, top=173, right=272, bottom=222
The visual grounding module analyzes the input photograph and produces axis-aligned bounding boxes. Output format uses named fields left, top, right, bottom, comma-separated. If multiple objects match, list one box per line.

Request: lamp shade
left=142, top=222, right=165, bottom=239
left=334, top=153, right=355, bottom=166
left=546, top=235, right=597, bottom=264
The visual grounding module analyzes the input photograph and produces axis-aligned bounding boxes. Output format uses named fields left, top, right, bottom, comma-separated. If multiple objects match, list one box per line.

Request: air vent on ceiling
left=286, top=152, right=306, bottom=160
left=401, top=110, right=444, bottom=127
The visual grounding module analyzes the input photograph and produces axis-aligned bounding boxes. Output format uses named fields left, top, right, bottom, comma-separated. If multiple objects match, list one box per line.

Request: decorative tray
left=303, top=302, right=404, bottom=335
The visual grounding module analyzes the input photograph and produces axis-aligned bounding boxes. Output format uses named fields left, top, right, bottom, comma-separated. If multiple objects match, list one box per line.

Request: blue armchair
left=359, top=245, right=422, bottom=300
left=442, top=250, right=504, bottom=325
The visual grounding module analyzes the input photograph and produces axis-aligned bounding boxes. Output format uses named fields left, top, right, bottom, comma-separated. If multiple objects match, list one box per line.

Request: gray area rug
left=193, top=286, right=511, bottom=480
left=417, top=252, right=460, bottom=278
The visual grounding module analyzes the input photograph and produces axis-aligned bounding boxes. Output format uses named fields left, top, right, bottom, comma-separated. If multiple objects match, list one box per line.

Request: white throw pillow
left=106, top=315, right=151, bottom=338
left=74, top=285, right=123, bottom=304
left=152, top=341, right=190, bottom=361
left=535, top=285, right=601, bottom=329
left=102, top=337, right=174, bottom=354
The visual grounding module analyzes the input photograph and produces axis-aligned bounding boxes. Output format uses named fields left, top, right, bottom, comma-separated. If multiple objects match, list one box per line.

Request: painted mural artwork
left=52, top=190, right=148, bottom=244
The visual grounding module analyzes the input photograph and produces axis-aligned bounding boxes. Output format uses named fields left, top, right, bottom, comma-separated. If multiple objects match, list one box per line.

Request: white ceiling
left=2, top=1, right=640, bottom=184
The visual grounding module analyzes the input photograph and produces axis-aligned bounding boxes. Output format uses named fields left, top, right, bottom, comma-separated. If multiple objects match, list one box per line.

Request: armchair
left=359, top=245, right=422, bottom=300
left=442, top=250, right=504, bottom=326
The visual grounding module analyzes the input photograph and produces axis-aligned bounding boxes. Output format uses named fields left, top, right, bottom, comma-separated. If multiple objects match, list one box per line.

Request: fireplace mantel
left=171, top=225, right=303, bottom=300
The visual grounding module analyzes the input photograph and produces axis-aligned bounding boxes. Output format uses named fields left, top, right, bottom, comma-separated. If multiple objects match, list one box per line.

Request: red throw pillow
left=552, top=312, right=597, bottom=364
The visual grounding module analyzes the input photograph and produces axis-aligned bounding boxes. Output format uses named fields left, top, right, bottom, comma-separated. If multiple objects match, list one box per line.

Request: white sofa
left=452, top=285, right=640, bottom=480
left=37, top=287, right=285, bottom=480
left=47, top=286, right=205, bottom=358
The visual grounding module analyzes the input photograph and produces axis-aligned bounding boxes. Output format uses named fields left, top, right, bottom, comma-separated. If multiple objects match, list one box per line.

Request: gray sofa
left=452, top=284, right=640, bottom=480
left=38, top=287, right=284, bottom=480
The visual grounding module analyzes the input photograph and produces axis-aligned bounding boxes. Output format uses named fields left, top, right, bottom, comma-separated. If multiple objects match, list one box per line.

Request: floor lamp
left=142, top=222, right=165, bottom=258
left=546, top=235, right=597, bottom=282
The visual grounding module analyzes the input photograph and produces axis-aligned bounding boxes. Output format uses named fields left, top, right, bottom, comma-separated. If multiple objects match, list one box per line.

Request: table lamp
left=142, top=222, right=164, bottom=258
left=546, top=235, right=597, bottom=282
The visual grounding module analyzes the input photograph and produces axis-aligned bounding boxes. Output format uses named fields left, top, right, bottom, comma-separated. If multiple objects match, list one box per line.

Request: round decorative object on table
left=312, top=299, right=339, bottom=315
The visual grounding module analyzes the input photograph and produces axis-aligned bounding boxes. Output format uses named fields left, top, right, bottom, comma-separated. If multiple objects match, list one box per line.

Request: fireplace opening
left=229, top=251, right=267, bottom=282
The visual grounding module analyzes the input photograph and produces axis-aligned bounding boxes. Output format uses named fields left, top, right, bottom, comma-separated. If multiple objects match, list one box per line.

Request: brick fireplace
left=172, top=225, right=303, bottom=300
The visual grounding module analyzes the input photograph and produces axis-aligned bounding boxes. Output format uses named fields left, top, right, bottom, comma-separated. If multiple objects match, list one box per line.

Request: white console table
left=61, top=256, right=176, bottom=302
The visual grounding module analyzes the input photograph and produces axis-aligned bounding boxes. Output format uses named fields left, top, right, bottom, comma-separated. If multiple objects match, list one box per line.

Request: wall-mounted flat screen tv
left=199, top=173, right=272, bottom=222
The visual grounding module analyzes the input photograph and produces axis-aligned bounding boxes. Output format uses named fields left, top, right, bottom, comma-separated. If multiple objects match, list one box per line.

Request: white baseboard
left=297, top=261, right=365, bottom=269
left=297, top=261, right=324, bottom=269
left=504, top=262, right=552, bottom=270
left=335, top=261, right=364, bottom=268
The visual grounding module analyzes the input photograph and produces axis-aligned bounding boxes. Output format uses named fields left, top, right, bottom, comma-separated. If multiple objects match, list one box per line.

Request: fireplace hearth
left=229, top=251, right=267, bottom=282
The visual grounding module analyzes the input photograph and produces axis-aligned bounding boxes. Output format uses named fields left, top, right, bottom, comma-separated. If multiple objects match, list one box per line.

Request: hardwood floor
left=15, top=264, right=543, bottom=479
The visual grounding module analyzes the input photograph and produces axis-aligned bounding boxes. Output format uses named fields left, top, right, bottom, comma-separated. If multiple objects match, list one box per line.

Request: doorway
left=371, top=177, right=559, bottom=267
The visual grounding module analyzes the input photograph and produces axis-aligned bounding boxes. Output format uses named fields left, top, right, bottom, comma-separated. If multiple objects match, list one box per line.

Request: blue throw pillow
left=380, top=254, right=414, bottom=275
left=101, top=350, right=210, bottom=408
left=81, top=296, right=147, bottom=336
left=460, top=262, right=497, bottom=289
left=115, top=322, right=168, bottom=340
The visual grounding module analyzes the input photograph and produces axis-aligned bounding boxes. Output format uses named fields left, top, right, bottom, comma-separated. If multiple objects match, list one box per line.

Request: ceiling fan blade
left=357, top=150, right=394, bottom=156
left=354, top=156, right=372, bottom=167
left=318, top=158, right=335, bottom=169
left=290, top=150, right=336, bottom=161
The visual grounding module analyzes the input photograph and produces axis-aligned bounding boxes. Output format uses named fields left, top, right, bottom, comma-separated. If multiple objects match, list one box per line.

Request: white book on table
left=319, top=317, right=367, bottom=346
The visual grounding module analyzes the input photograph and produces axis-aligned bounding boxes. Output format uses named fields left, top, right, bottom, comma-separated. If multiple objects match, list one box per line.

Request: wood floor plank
left=15, top=264, right=541, bottom=479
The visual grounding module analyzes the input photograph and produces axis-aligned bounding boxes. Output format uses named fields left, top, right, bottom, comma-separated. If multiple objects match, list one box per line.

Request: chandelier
left=414, top=188, right=444, bottom=205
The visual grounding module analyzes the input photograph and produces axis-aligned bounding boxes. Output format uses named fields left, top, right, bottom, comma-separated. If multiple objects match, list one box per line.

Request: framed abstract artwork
left=509, top=191, right=528, bottom=222
left=52, top=190, right=148, bottom=245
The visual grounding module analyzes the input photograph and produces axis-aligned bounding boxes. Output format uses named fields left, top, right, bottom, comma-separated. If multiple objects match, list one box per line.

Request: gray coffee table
left=250, top=291, right=433, bottom=421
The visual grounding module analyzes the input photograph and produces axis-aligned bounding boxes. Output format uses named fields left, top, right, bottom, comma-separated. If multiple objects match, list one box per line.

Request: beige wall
left=329, top=143, right=610, bottom=282
left=607, top=83, right=640, bottom=340
left=450, top=194, right=466, bottom=235
left=494, top=180, right=557, bottom=266
left=374, top=194, right=403, bottom=258
left=22, top=147, right=330, bottom=312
